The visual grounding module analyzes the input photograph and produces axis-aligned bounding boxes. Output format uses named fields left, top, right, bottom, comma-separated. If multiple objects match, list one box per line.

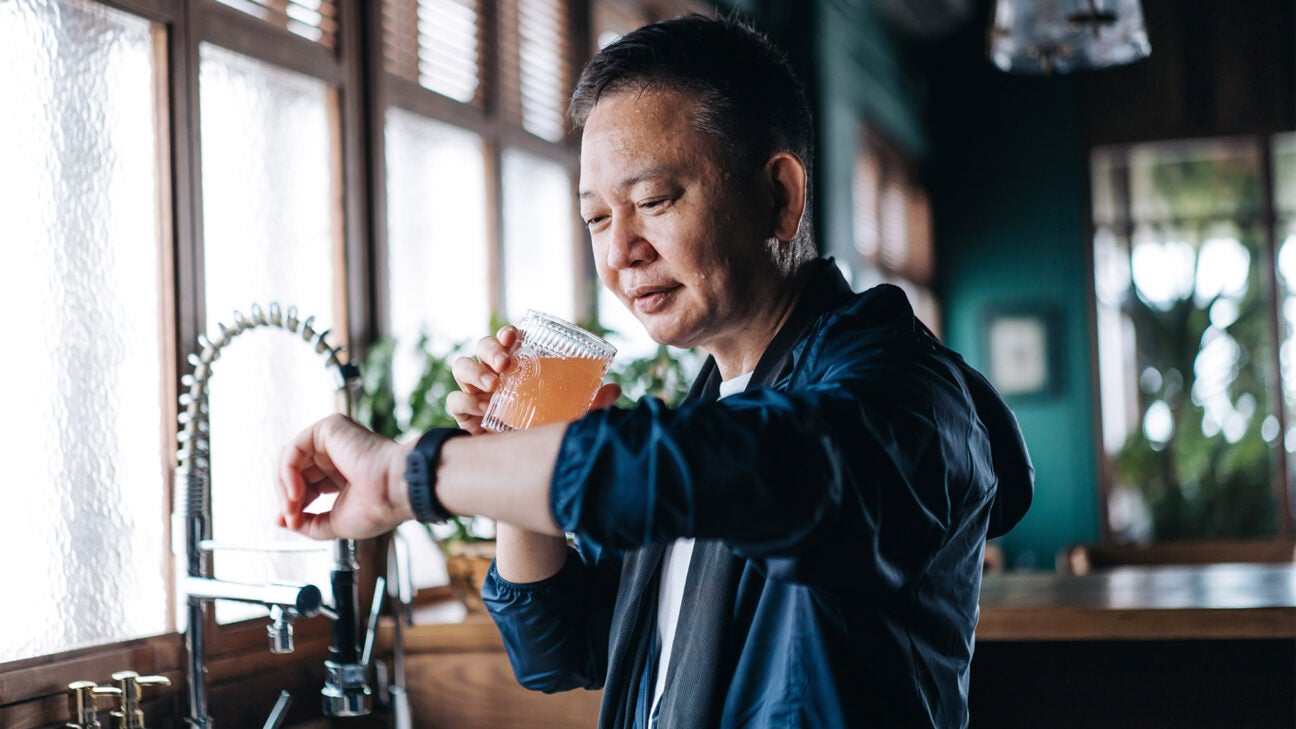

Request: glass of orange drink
left=480, top=310, right=617, bottom=432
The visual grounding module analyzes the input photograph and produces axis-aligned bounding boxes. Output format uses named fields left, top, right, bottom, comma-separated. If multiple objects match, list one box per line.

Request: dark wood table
left=970, top=564, right=1296, bottom=728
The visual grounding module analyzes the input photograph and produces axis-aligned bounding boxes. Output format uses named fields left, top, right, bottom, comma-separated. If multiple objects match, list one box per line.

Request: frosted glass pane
left=385, top=108, right=490, bottom=403
left=502, top=148, right=575, bottom=322
left=0, top=0, right=167, bottom=661
left=199, top=43, right=342, bottom=624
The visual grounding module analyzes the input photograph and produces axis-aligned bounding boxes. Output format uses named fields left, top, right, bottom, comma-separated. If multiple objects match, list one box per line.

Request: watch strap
left=406, top=427, right=467, bottom=523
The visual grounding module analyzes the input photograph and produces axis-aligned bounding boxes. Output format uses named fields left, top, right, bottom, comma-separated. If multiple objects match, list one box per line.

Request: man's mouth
left=627, top=284, right=681, bottom=315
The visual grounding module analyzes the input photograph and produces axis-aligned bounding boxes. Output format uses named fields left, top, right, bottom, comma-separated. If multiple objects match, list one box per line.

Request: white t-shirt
left=650, top=370, right=753, bottom=715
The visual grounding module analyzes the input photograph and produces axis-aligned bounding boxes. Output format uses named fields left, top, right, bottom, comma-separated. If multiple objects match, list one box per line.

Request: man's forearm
left=439, top=426, right=569, bottom=582
left=382, top=423, right=570, bottom=582
left=432, top=423, right=568, bottom=536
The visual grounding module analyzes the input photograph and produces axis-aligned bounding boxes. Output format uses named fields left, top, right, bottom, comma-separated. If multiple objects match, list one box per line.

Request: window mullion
left=486, top=0, right=509, bottom=317
left=1259, top=133, right=1294, bottom=539
left=339, top=0, right=376, bottom=353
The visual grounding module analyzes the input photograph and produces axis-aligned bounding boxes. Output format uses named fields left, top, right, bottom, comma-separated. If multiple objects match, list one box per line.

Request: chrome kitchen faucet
left=173, top=303, right=372, bottom=728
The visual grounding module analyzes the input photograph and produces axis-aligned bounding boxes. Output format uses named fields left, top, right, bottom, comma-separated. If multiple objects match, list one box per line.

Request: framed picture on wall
left=981, top=303, right=1062, bottom=398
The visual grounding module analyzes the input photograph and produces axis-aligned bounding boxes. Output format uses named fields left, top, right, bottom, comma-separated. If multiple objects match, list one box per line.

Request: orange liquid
left=487, top=356, right=608, bottom=430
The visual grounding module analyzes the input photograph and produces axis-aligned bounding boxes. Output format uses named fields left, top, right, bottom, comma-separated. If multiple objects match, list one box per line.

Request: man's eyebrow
left=577, top=167, right=676, bottom=201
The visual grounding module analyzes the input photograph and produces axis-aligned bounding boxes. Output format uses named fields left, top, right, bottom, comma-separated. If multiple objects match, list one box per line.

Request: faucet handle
left=66, top=680, right=117, bottom=729
left=105, top=671, right=171, bottom=729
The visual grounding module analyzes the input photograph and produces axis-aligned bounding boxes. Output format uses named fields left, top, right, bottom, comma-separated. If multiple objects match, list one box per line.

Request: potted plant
left=357, top=328, right=696, bottom=612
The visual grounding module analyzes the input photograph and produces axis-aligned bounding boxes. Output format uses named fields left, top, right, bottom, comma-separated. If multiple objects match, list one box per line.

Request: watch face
left=988, top=315, right=1048, bottom=396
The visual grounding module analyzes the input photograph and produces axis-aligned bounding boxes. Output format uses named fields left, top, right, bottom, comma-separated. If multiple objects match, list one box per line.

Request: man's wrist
left=387, top=440, right=418, bottom=522
left=404, top=427, right=469, bottom=523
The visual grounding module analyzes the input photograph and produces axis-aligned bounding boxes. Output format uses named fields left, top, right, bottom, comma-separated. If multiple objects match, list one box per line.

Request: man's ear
left=765, top=152, right=808, bottom=242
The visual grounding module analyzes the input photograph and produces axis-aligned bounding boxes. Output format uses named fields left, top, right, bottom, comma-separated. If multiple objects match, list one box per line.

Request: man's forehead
left=577, top=165, right=680, bottom=201
left=577, top=91, right=718, bottom=199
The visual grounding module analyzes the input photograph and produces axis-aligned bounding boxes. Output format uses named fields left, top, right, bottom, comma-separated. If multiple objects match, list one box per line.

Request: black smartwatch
left=405, top=427, right=468, bottom=523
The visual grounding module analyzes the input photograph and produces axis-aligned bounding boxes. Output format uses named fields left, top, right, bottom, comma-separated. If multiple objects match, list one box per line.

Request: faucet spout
left=182, top=577, right=322, bottom=615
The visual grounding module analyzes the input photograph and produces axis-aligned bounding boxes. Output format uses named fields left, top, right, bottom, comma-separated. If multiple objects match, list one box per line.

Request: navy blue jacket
left=481, top=260, right=1033, bottom=728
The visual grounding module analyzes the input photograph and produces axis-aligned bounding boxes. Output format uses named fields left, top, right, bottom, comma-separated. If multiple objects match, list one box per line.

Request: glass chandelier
left=989, top=0, right=1151, bottom=74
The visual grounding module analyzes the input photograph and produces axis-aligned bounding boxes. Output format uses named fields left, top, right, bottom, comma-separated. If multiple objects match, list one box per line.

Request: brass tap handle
left=106, top=671, right=171, bottom=729
left=66, top=681, right=118, bottom=729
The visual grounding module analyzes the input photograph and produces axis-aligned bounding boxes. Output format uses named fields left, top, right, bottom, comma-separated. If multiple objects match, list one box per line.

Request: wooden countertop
left=976, top=563, right=1296, bottom=641
left=379, top=564, right=1296, bottom=649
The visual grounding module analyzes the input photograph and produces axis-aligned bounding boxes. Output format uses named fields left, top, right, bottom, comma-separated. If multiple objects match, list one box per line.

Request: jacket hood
left=957, top=359, right=1034, bottom=538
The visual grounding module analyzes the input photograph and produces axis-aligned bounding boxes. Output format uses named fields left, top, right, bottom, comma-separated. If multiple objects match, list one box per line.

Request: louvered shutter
left=500, top=0, right=571, bottom=141
left=383, top=0, right=487, bottom=106
left=213, top=0, right=339, bottom=48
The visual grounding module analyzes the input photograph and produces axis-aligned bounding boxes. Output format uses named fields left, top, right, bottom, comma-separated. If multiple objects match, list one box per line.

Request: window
left=199, top=43, right=344, bottom=624
left=1091, top=135, right=1296, bottom=544
left=384, top=108, right=491, bottom=403
left=501, top=147, right=577, bottom=320
left=0, top=0, right=169, bottom=663
left=3, top=0, right=719, bottom=713
left=845, top=127, right=941, bottom=336
left=0, top=0, right=366, bottom=700
left=378, top=0, right=584, bottom=401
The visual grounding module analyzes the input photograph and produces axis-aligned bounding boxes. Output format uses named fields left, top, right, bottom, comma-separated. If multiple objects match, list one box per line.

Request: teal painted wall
left=727, top=1, right=1104, bottom=568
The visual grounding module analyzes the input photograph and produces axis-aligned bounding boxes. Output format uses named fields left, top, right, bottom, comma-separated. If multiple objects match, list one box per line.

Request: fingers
left=447, top=390, right=489, bottom=434
left=495, top=325, right=519, bottom=350
left=590, top=382, right=622, bottom=411
left=476, top=329, right=517, bottom=374
left=276, top=413, right=398, bottom=538
left=451, top=328, right=518, bottom=394
left=449, top=327, right=520, bottom=433
left=452, top=355, right=496, bottom=394
left=292, top=510, right=338, bottom=540
left=277, top=422, right=323, bottom=526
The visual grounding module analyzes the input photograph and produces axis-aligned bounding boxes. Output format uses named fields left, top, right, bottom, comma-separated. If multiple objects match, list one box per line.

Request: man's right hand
left=446, top=326, right=621, bottom=432
left=447, top=326, right=520, bottom=434
left=446, top=324, right=620, bottom=584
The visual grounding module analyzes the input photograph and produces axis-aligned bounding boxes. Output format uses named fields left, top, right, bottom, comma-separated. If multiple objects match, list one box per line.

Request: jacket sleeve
left=481, top=540, right=620, bottom=693
left=549, top=311, right=1015, bottom=595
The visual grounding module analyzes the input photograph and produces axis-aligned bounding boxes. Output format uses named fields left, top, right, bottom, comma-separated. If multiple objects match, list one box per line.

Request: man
left=276, top=15, right=1033, bottom=729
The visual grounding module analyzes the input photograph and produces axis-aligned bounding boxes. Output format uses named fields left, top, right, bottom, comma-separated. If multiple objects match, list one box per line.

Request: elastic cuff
left=485, top=547, right=581, bottom=594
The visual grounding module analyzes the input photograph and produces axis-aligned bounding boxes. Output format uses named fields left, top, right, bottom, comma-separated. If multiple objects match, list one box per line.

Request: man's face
left=578, top=89, right=772, bottom=351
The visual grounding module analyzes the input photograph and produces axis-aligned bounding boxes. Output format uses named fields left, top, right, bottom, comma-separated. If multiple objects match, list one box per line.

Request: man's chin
left=640, top=321, right=697, bottom=351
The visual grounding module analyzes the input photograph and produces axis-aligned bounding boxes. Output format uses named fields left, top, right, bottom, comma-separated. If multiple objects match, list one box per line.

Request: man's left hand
left=276, top=413, right=414, bottom=540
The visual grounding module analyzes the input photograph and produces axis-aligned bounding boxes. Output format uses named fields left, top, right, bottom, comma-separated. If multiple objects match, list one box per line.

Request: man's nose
left=606, top=214, right=655, bottom=270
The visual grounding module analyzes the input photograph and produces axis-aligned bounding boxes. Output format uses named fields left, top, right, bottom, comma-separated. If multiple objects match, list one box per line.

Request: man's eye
left=639, top=198, right=668, bottom=210
left=584, top=215, right=607, bottom=227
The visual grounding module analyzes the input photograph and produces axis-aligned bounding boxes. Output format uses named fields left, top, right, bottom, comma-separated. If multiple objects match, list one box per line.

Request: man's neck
left=706, top=259, right=817, bottom=380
